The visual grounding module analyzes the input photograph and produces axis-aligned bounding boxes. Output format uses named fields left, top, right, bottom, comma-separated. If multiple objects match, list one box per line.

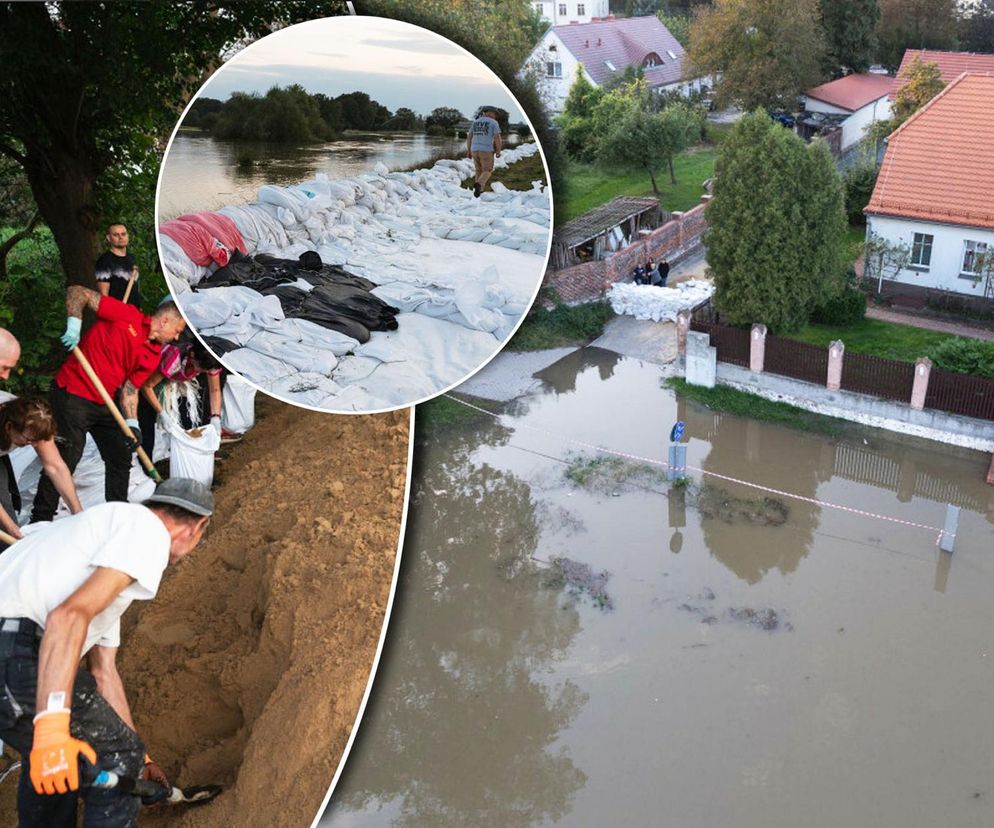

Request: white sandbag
left=243, top=330, right=338, bottom=375
left=167, top=423, right=221, bottom=486
left=181, top=286, right=264, bottom=331
left=222, top=348, right=297, bottom=384
left=222, top=374, right=256, bottom=433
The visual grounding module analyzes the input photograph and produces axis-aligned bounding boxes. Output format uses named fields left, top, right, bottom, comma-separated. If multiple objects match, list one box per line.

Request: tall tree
left=0, top=2, right=345, bottom=289
left=686, top=0, right=828, bottom=111
left=961, top=0, right=994, bottom=51
left=557, top=66, right=604, bottom=162
left=876, top=0, right=960, bottom=68
left=891, top=55, right=944, bottom=122
left=705, top=111, right=845, bottom=332
left=820, top=0, right=880, bottom=74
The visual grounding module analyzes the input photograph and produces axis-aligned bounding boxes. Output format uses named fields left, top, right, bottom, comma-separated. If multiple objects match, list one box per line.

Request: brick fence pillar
left=910, top=356, right=932, bottom=410
left=987, top=451, right=994, bottom=485
left=676, top=311, right=691, bottom=356
left=826, top=340, right=845, bottom=390
left=750, top=323, right=767, bottom=373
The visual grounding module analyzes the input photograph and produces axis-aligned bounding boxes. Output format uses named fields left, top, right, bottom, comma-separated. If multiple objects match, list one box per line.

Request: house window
left=546, top=61, right=563, bottom=78
left=558, top=2, right=567, bottom=14
left=961, top=240, right=989, bottom=275
left=911, top=232, right=933, bottom=268
left=644, top=52, right=663, bottom=68
left=578, top=2, right=585, bottom=13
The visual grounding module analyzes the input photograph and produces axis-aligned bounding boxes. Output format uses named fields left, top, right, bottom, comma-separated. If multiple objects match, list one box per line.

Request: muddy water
left=325, top=348, right=994, bottom=828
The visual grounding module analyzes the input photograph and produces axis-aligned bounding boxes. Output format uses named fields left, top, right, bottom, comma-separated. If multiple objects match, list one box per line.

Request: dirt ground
left=0, top=395, right=410, bottom=827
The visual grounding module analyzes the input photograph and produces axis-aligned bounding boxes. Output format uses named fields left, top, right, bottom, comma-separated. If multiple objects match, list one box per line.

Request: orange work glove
left=29, top=709, right=97, bottom=795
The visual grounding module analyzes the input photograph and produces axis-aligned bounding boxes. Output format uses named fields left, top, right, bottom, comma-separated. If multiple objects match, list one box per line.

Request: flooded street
left=324, top=348, right=994, bottom=828
left=158, top=132, right=469, bottom=219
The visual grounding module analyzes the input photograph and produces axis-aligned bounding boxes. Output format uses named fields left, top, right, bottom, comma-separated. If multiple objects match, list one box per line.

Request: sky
left=198, top=16, right=522, bottom=120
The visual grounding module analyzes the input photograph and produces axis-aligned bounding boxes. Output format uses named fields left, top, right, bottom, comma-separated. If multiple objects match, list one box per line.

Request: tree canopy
left=705, top=111, right=846, bottom=332
left=686, top=0, right=828, bottom=111
left=876, top=0, right=960, bottom=68
left=819, top=0, right=880, bottom=74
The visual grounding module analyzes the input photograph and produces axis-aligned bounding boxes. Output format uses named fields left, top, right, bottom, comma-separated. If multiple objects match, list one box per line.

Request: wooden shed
left=551, top=196, right=663, bottom=269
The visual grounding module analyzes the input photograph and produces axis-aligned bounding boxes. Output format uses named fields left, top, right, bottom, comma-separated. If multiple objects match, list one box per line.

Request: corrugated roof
left=866, top=73, right=994, bottom=230
left=892, top=49, right=994, bottom=98
left=804, top=73, right=894, bottom=112
left=552, top=16, right=685, bottom=88
left=555, top=196, right=660, bottom=248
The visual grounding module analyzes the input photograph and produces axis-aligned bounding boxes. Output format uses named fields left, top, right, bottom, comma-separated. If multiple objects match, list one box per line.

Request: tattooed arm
left=119, top=380, right=139, bottom=420
left=66, top=285, right=102, bottom=318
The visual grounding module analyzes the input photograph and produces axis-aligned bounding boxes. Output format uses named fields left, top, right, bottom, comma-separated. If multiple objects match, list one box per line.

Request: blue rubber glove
left=60, top=317, right=82, bottom=350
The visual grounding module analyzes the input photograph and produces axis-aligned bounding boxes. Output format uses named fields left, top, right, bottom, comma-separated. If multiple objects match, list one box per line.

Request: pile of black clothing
left=198, top=250, right=400, bottom=344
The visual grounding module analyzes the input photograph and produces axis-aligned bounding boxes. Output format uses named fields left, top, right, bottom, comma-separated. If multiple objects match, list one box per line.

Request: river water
left=158, top=131, right=479, bottom=220
left=324, top=348, right=994, bottom=828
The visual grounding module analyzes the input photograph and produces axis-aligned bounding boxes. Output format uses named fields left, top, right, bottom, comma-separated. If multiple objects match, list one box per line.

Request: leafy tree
left=626, top=0, right=663, bottom=15
left=0, top=2, right=346, bottom=290
left=386, top=107, right=422, bottom=131
left=842, top=157, right=880, bottom=224
left=891, top=55, right=944, bottom=121
left=183, top=97, right=225, bottom=131
left=313, top=94, right=345, bottom=134
left=596, top=98, right=704, bottom=194
left=819, top=0, right=880, bottom=74
left=336, top=91, right=392, bottom=131
left=425, top=106, right=464, bottom=130
left=961, top=0, right=994, bottom=51
left=658, top=12, right=693, bottom=46
left=877, top=0, right=960, bottom=68
left=557, top=66, right=604, bottom=162
left=686, top=0, right=828, bottom=111
left=705, top=111, right=845, bottom=332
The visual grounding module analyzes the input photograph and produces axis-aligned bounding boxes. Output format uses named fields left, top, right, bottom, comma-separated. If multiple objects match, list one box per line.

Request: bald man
left=0, top=329, right=20, bottom=381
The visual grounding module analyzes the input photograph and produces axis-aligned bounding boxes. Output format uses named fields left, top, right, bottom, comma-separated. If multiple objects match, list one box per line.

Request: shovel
left=0, top=528, right=18, bottom=546
left=121, top=265, right=139, bottom=304
left=86, top=764, right=222, bottom=807
left=71, top=346, right=162, bottom=482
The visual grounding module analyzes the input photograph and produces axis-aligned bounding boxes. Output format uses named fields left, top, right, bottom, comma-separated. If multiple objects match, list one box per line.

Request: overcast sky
left=198, top=16, right=522, bottom=120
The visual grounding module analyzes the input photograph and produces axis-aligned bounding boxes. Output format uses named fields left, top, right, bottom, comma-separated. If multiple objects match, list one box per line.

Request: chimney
left=597, top=37, right=602, bottom=46
left=584, top=38, right=589, bottom=47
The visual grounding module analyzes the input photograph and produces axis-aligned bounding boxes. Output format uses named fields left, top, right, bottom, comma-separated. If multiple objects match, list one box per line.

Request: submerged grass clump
left=543, top=556, right=613, bottom=610
left=563, top=452, right=668, bottom=492
left=694, top=483, right=789, bottom=526
left=664, top=378, right=847, bottom=437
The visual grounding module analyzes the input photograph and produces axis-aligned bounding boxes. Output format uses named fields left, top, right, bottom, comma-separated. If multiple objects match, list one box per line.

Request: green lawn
left=556, top=147, right=716, bottom=225
left=793, top=317, right=966, bottom=362
left=508, top=301, right=615, bottom=351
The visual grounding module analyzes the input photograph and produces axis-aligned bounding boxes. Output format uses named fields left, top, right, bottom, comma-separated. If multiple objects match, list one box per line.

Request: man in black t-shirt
left=95, top=223, right=142, bottom=308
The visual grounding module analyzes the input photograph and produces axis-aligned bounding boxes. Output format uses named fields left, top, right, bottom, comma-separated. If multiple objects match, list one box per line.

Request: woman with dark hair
left=0, top=397, right=84, bottom=540
left=140, top=334, right=226, bottom=457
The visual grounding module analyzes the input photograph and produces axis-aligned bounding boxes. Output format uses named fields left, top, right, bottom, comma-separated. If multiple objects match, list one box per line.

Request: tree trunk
left=647, top=166, right=660, bottom=196
left=0, top=211, right=41, bottom=281
left=669, top=156, right=677, bottom=186
left=23, top=147, right=100, bottom=289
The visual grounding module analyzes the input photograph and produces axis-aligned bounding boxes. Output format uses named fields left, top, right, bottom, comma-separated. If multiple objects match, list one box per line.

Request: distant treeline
left=183, top=85, right=514, bottom=143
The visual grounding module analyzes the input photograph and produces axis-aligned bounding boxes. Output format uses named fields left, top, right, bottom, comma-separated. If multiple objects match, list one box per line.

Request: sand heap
left=0, top=397, right=409, bottom=828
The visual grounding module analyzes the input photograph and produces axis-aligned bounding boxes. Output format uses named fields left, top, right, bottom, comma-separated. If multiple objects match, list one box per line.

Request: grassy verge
left=415, top=394, right=492, bottom=435
left=459, top=148, right=547, bottom=191
left=665, top=378, right=847, bottom=437
left=793, top=317, right=964, bottom=362
left=557, top=147, right=715, bottom=225
left=508, top=302, right=615, bottom=351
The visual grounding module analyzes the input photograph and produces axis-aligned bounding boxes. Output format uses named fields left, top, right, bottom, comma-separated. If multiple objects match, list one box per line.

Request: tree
left=819, top=0, right=880, bottom=74
left=705, top=111, right=845, bottom=332
left=658, top=12, right=693, bottom=46
left=961, top=0, right=994, bottom=52
left=0, top=2, right=346, bottom=290
left=876, top=0, right=960, bottom=68
left=596, top=98, right=704, bottom=194
left=386, top=107, right=421, bottom=131
left=557, top=66, right=604, bottom=162
left=425, top=106, right=464, bottom=131
left=686, top=0, right=828, bottom=111
left=891, top=55, right=944, bottom=122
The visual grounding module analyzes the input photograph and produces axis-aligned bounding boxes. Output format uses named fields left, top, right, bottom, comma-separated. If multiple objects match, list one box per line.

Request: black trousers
left=30, top=386, right=132, bottom=523
left=0, top=619, right=144, bottom=827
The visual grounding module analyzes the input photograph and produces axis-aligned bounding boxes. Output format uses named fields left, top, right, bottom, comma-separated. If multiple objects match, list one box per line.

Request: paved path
left=865, top=306, right=994, bottom=341
left=456, top=347, right=577, bottom=401
left=590, top=315, right=678, bottom=364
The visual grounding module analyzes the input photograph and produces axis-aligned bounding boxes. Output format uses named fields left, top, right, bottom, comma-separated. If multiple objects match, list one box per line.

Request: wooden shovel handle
left=0, top=528, right=17, bottom=546
left=122, top=266, right=138, bottom=304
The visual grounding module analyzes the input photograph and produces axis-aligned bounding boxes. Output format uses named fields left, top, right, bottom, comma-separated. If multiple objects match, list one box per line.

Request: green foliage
left=183, top=97, right=225, bottom=131
left=658, top=12, right=693, bottom=46
left=509, top=302, right=615, bottom=351
left=415, top=394, right=494, bottom=435
left=425, top=107, right=464, bottom=130
left=892, top=56, right=945, bottom=122
left=557, top=66, right=604, bottom=162
left=877, top=0, right=960, bottom=68
left=842, top=158, right=880, bottom=223
left=819, top=0, right=879, bottom=74
left=0, top=227, right=66, bottom=394
left=705, top=111, right=845, bottom=332
left=810, top=287, right=867, bottom=325
left=928, top=338, right=994, bottom=379
left=686, top=0, right=828, bottom=110
left=961, top=0, right=994, bottom=52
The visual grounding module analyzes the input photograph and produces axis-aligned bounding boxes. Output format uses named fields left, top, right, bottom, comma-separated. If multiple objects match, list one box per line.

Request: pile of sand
left=0, top=396, right=409, bottom=827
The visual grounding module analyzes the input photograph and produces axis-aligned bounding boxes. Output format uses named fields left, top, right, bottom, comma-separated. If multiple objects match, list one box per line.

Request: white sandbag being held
left=167, top=421, right=221, bottom=486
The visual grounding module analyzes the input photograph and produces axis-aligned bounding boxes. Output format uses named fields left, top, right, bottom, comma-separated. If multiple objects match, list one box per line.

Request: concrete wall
left=533, top=0, right=609, bottom=25
left=866, top=214, right=994, bottom=297
left=709, top=360, right=994, bottom=450
left=545, top=203, right=708, bottom=302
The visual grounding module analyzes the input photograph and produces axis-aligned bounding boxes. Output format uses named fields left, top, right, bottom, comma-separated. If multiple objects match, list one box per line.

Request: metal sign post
left=667, top=420, right=686, bottom=482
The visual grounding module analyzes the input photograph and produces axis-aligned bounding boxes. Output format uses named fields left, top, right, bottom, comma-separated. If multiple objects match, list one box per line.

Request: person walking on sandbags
left=0, top=478, right=213, bottom=827
left=30, top=287, right=186, bottom=523
left=466, top=105, right=502, bottom=197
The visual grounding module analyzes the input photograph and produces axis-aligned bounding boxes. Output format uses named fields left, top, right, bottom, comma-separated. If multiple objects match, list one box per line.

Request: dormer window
left=643, top=52, right=663, bottom=68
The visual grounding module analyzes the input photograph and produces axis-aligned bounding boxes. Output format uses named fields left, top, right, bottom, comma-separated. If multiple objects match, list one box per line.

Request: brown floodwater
left=323, top=348, right=994, bottom=828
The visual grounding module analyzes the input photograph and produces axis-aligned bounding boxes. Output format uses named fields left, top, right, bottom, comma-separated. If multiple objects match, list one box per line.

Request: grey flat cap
left=146, top=477, right=214, bottom=516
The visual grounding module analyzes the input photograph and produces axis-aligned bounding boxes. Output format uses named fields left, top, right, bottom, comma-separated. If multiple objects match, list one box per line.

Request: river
left=323, top=347, right=994, bottom=828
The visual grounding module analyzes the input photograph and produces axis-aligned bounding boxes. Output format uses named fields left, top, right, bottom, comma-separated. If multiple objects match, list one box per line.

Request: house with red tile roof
left=520, top=15, right=707, bottom=115
left=892, top=49, right=994, bottom=98
left=799, top=73, right=894, bottom=151
left=865, top=73, right=994, bottom=301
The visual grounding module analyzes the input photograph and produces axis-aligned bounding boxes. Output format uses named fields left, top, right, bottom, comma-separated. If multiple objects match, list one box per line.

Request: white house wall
left=805, top=95, right=892, bottom=150
left=866, top=214, right=994, bottom=296
left=532, top=0, right=609, bottom=25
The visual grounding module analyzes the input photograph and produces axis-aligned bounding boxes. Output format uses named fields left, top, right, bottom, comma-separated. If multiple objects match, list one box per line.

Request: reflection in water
left=325, top=419, right=587, bottom=827
left=328, top=348, right=994, bottom=828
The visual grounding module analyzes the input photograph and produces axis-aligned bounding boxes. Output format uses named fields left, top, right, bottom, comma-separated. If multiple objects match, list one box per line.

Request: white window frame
left=577, top=2, right=585, bottom=14
left=910, top=232, right=933, bottom=269
left=546, top=61, right=563, bottom=78
left=961, top=239, right=989, bottom=276
left=558, top=2, right=567, bottom=15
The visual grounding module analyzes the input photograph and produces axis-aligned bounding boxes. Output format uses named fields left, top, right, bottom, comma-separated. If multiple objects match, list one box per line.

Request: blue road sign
left=670, top=421, right=685, bottom=443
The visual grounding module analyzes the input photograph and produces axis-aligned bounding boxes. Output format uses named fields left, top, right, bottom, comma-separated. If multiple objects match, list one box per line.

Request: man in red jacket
left=30, top=288, right=185, bottom=522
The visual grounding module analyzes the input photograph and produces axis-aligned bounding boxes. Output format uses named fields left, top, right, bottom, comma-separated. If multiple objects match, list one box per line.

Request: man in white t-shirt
left=0, top=477, right=213, bottom=827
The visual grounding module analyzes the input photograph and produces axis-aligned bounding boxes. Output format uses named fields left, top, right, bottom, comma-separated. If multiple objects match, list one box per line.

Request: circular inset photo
left=157, top=15, right=552, bottom=414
